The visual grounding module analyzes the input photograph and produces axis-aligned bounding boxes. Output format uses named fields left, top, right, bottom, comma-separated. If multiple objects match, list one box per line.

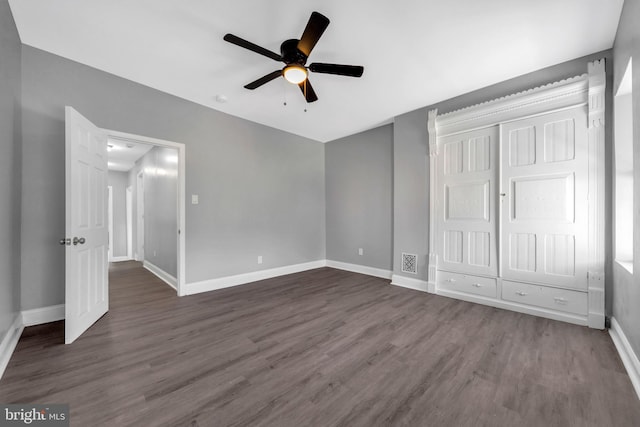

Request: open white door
left=64, top=107, right=109, bottom=344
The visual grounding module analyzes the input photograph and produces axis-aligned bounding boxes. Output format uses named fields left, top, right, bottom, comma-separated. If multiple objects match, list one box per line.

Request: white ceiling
left=9, top=0, right=623, bottom=143
left=107, top=139, right=153, bottom=172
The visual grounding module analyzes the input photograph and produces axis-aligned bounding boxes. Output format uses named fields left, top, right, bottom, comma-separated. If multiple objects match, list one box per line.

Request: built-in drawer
left=502, top=280, right=588, bottom=315
left=437, top=271, right=497, bottom=298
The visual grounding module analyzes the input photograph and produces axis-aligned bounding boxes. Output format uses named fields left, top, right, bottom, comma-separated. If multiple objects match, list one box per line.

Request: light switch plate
left=192, top=194, right=199, bottom=205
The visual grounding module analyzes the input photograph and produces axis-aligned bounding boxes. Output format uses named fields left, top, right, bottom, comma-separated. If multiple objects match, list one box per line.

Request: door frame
left=108, top=186, right=114, bottom=261
left=136, top=171, right=145, bottom=262
left=105, top=129, right=187, bottom=296
left=126, top=186, right=133, bottom=260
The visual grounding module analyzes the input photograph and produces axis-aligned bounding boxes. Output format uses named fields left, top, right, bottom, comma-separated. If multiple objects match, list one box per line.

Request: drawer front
left=502, top=280, right=587, bottom=315
left=438, top=271, right=497, bottom=298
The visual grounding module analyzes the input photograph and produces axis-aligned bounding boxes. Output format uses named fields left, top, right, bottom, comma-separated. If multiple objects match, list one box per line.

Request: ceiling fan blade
left=223, top=33, right=282, bottom=62
left=244, top=70, right=282, bottom=90
left=297, top=12, right=330, bottom=57
left=309, top=63, right=364, bottom=77
left=298, top=79, right=318, bottom=103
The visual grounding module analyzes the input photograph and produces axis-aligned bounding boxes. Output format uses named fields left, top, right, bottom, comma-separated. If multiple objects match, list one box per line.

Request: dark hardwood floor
left=1, top=261, right=639, bottom=426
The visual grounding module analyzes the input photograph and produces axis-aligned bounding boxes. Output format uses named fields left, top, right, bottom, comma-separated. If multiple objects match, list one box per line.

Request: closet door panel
left=500, top=107, right=588, bottom=290
left=437, top=126, right=498, bottom=277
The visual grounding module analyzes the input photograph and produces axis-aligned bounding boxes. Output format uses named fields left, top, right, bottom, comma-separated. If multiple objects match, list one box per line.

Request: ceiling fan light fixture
left=283, top=65, right=308, bottom=84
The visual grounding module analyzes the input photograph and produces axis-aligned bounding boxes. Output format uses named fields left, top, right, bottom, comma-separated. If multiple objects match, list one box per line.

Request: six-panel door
left=437, top=126, right=499, bottom=277
left=500, top=107, right=589, bottom=290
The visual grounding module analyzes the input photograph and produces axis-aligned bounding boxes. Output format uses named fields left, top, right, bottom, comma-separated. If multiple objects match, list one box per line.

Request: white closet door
left=437, top=126, right=498, bottom=277
left=500, top=107, right=588, bottom=290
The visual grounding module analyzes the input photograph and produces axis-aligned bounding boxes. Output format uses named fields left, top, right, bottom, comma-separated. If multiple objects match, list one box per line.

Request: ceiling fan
left=223, top=11, right=364, bottom=103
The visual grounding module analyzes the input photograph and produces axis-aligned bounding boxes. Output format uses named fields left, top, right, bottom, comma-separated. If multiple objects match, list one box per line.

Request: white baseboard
left=610, top=317, right=640, bottom=400
left=0, top=314, right=24, bottom=381
left=326, top=260, right=392, bottom=280
left=391, top=274, right=429, bottom=292
left=185, top=260, right=327, bottom=296
left=144, top=260, right=177, bottom=290
left=21, top=304, right=65, bottom=327
left=110, top=256, right=132, bottom=262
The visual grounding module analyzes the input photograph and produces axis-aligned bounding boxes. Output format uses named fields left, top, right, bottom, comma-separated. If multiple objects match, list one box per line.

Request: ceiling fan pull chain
left=303, top=81, right=308, bottom=112
left=283, top=79, right=288, bottom=106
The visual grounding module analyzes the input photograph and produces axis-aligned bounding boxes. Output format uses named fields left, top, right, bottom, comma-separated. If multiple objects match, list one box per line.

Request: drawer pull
left=554, top=297, right=568, bottom=305
left=515, top=291, right=527, bottom=296
left=472, top=283, right=483, bottom=288
left=446, top=279, right=456, bottom=283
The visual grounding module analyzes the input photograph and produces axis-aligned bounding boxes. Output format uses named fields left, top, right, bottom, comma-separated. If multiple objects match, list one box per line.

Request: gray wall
left=140, top=146, right=178, bottom=278
left=107, top=171, right=129, bottom=259
left=612, top=0, right=640, bottom=357
left=393, top=110, right=430, bottom=279
left=325, top=125, right=393, bottom=270
left=20, top=45, right=325, bottom=310
left=0, top=0, right=21, bottom=338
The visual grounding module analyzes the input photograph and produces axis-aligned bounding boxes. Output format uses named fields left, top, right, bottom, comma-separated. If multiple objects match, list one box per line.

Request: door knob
left=73, top=237, right=86, bottom=245
left=60, top=238, right=71, bottom=246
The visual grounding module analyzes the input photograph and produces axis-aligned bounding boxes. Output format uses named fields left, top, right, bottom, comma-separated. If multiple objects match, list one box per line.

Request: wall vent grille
left=401, top=253, right=418, bottom=274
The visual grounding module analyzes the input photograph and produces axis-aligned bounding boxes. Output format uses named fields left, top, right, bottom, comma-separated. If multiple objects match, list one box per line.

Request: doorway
left=106, top=129, right=186, bottom=296
left=65, top=107, right=186, bottom=344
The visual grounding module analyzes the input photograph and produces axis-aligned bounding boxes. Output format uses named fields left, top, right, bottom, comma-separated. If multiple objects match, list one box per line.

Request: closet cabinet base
left=437, top=271, right=497, bottom=298
left=502, top=280, right=588, bottom=316
left=435, top=280, right=588, bottom=327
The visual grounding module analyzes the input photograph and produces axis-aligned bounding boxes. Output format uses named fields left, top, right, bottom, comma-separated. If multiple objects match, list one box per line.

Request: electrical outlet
left=358, top=248, right=363, bottom=256
left=153, top=250, right=157, bottom=257
left=258, top=255, right=263, bottom=264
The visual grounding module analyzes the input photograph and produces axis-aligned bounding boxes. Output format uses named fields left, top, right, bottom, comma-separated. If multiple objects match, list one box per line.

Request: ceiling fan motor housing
left=281, top=39, right=307, bottom=65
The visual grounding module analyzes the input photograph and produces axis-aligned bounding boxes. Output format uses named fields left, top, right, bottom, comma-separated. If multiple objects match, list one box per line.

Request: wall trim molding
left=144, top=260, right=177, bottom=291
left=110, top=256, right=132, bottom=263
left=435, top=74, right=588, bottom=137
left=185, top=260, right=327, bottom=295
left=0, top=314, right=24, bottom=381
left=391, top=274, right=429, bottom=292
left=21, top=304, right=65, bottom=327
left=586, top=58, right=606, bottom=329
left=609, top=317, right=640, bottom=400
left=326, top=260, right=392, bottom=279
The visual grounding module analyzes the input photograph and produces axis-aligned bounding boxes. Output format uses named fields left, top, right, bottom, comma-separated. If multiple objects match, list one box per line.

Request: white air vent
left=401, top=253, right=418, bottom=274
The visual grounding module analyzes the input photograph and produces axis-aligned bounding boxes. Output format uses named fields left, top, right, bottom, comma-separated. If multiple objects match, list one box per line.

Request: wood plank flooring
left=1, top=261, right=639, bottom=426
